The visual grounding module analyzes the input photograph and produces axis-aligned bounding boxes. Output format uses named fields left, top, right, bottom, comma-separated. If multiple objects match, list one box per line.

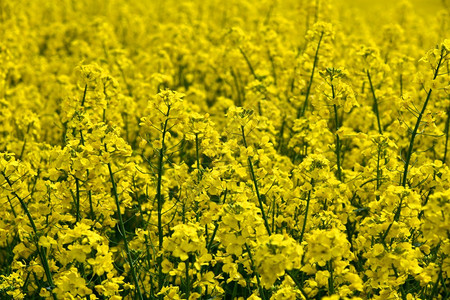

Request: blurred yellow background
left=342, top=0, right=446, bottom=15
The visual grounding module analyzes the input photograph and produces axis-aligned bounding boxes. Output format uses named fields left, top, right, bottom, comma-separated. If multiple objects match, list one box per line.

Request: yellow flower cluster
left=0, top=0, right=449, bottom=299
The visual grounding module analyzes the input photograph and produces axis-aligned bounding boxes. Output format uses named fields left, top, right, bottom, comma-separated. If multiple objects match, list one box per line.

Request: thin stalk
left=207, top=190, right=227, bottom=251
left=241, top=127, right=311, bottom=299
left=244, top=243, right=266, bottom=300
left=381, top=192, right=406, bottom=244
left=80, top=84, right=87, bottom=107
left=207, top=223, right=219, bottom=252
left=239, top=48, right=258, bottom=79
left=392, top=264, right=406, bottom=300
left=22, top=271, right=31, bottom=296
left=241, top=126, right=271, bottom=235
left=118, top=63, right=133, bottom=97
left=7, top=195, right=17, bottom=218
left=241, top=124, right=312, bottom=298
left=399, top=73, right=403, bottom=97
left=185, top=258, right=190, bottom=300
left=231, top=68, right=243, bottom=107
left=268, top=49, right=278, bottom=85
left=298, top=32, right=324, bottom=118
left=376, top=146, right=381, bottom=190
left=75, top=177, right=81, bottom=223
left=157, top=107, right=171, bottom=294
left=429, top=268, right=442, bottom=299
left=124, top=112, right=130, bottom=144
left=333, top=103, right=342, bottom=181
left=1, top=171, right=57, bottom=300
left=327, top=260, right=334, bottom=295
left=285, top=270, right=309, bottom=300
left=271, top=197, right=276, bottom=234
left=299, top=187, right=312, bottom=243
left=242, top=126, right=316, bottom=299
left=107, top=163, right=143, bottom=300
left=19, top=123, right=32, bottom=160
left=443, top=106, right=450, bottom=164
left=445, top=61, right=450, bottom=164
left=402, top=48, right=444, bottom=187
left=195, top=133, right=201, bottom=183
left=438, top=268, right=447, bottom=295
left=77, top=85, right=94, bottom=221
left=401, top=89, right=433, bottom=185
left=231, top=282, right=238, bottom=299
left=277, top=119, right=285, bottom=152
left=195, top=133, right=204, bottom=237
left=367, top=70, right=383, bottom=134
left=88, top=189, right=94, bottom=220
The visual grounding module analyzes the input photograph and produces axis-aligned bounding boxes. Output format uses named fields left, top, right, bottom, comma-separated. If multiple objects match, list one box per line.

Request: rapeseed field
left=0, top=0, right=449, bottom=299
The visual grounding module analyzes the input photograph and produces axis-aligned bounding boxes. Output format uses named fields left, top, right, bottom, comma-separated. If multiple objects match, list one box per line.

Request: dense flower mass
left=0, top=0, right=449, bottom=299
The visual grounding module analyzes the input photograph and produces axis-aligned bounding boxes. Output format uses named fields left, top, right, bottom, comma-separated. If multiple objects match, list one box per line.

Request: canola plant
left=0, top=0, right=449, bottom=299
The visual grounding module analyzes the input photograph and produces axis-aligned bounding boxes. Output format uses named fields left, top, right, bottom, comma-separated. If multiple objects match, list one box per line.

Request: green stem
left=268, top=49, right=278, bottom=85
left=107, top=163, right=143, bottom=300
left=402, top=48, right=444, bottom=187
left=80, top=84, right=87, bottom=107
left=333, top=103, right=342, bottom=181
left=88, top=189, right=94, bottom=220
left=231, top=282, right=238, bottom=299
left=157, top=107, right=171, bottom=294
left=399, top=73, right=403, bottom=97
left=207, top=190, right=227, bottom=251
left=299, top=187, right=312, bottom=243
left=429, top=268, right=442, bottom=299
left=367, top=70, right=383, bottom=135
left=195, top=133, right=201, bottom=183
left=239, top=48, right=258, bottom=79
left=231, top=68, right=243, bottom=107
left=243, top=125, right=319, bottom=299
left=298, top=32, right=324, bottom=118
left=75, top=177, right=81, bottom=223
left=185, top=258, right=190, bottom=300
left=285, top=270, right=309, bottom=300
left=19, top=123, right=32, bottom=160
left=241, top=126, right=271, bottom=235
left=443, top=106, right=450, bottom=164
left=7, top=195, right=17, bottom=218
left=438, top=268, right=447, bottom=295
left=244, top=243, right=266, bottom=300
left=135, top=193, right=154, bottom=291
left=1, top=172, right=57, bottom=300
left=327, top=260, right=334, bottom=295
left=271, top=197, right=276, bottom=234
left=277, top=118, right=285, bottom=152
left=381, top=194, right=405, bottom=243
left=392, top=264, right=406, bottom=300
left=376, top=145, right=381, bottom=191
